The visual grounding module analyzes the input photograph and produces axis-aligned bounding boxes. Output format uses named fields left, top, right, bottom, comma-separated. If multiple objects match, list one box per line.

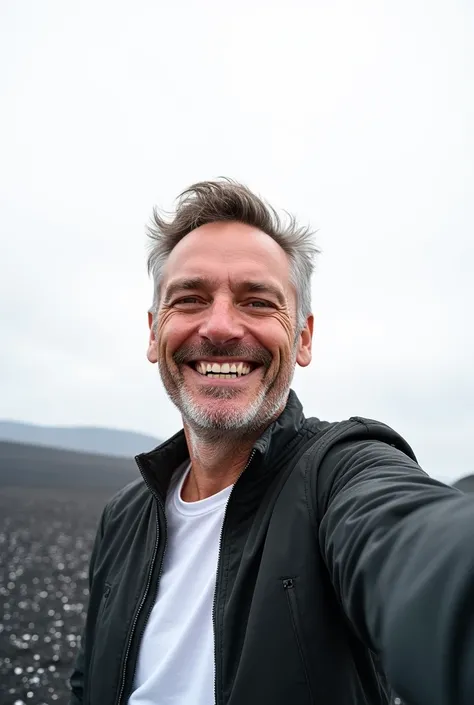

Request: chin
left=179, top=394, right=264, bottom=433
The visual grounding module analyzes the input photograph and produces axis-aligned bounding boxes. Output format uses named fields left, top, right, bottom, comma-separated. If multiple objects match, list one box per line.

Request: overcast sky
left=1, top=0, right=473, bottom=483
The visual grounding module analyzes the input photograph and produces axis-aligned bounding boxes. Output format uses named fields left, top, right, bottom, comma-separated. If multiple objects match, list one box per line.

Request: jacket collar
left=136, top=389, right=306, bottom=500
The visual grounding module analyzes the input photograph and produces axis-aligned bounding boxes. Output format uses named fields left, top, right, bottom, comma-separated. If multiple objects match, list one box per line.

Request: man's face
left=147, top=222, right=313, bottom=436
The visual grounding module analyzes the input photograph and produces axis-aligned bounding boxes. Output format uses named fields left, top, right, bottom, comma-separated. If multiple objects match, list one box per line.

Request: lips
left=173, top=343, right=272, bottom=376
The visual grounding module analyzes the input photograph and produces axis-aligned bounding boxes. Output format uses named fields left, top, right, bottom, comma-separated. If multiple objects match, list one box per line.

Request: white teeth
left=193, top=361, right=253, bottom=376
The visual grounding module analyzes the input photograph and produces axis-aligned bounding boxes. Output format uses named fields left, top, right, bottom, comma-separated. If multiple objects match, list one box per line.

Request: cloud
left=1, top=0, right=473, bottom=483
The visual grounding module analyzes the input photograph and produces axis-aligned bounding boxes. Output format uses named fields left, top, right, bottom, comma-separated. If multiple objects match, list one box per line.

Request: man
left=69, top=179, right=474, bottom=705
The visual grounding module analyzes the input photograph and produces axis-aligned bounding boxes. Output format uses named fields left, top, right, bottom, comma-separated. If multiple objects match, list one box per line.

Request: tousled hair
left=146, top=178, right=319, bottom=331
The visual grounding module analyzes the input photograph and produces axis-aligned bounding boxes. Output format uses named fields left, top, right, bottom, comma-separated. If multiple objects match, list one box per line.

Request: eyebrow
left=163, top=277, right=218, bottom=303
left=163, top=277, right=286, bottom=306
left=241, top=281, right=286, bottom=306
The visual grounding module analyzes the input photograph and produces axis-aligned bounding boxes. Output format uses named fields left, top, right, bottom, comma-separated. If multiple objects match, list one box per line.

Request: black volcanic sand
left=0, top=486, right=113, bottom=705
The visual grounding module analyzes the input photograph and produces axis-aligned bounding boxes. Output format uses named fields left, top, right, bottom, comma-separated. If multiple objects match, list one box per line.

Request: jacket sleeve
left=68, top=504, right=108, bottom=705
left=317, top=438, right=474, bottom=705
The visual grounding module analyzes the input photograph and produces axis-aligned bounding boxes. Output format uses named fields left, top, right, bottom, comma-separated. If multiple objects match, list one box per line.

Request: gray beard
left=159, top=338, right=299, bottom=441
left=160, top=368, right=292, bottom=442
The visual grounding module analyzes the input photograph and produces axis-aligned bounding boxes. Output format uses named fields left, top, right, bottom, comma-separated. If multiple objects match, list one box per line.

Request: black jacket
left=69, top=391, right=474, bottom=705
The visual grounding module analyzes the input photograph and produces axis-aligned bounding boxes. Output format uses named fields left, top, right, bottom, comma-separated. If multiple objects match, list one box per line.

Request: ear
left=147, top=310, right=158, bottom=364
left=296, top=314, right=313, bottom=367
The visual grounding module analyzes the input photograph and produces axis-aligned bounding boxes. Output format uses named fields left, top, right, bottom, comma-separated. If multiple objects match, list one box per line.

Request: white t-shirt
left=128, top=464, right=233, bottom=705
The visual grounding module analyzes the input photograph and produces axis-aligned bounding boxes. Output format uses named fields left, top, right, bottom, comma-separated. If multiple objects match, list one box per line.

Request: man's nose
left=198, top=299, right=244, bottom=345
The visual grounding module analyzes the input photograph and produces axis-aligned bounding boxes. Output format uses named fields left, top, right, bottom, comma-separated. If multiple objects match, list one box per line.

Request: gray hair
left=146, top=178, right=319, bottom=331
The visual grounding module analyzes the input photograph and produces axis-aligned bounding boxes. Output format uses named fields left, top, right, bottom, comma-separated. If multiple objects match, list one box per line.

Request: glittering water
left=0, top=487, right=112, bottom=705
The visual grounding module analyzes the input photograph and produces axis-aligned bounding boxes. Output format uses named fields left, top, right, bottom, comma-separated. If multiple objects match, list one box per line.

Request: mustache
left=173, top=341, right=272, bottom=368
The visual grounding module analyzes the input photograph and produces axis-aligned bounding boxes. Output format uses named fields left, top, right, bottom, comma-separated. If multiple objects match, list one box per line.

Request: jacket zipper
left=212, top=448, right=257, bottom=705
left=115, top=458, right=167, bottom=705
left=283, top=578, right=315, bottom=705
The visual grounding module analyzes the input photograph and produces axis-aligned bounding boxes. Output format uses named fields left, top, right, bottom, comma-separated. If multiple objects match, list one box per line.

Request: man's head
left=146, top=179, right=319, bottom=439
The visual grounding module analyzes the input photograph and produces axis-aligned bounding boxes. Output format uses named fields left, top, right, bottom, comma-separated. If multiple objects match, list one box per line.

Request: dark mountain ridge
left=453, top=474, right=474, bottom=493
left=0, top=440, right=139, bottom=490
left=0, top=419, right=160, bottom=458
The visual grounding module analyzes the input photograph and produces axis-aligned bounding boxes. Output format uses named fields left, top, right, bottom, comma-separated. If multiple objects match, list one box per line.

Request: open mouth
left=188, top=361, right=257, bottom=379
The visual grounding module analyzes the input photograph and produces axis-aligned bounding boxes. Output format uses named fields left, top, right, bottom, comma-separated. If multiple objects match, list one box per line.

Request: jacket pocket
left=283, top=578, right=314, bottom=705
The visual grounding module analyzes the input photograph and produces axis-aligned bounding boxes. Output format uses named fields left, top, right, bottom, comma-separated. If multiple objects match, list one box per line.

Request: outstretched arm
left=318, top=439, right=474, bottom=705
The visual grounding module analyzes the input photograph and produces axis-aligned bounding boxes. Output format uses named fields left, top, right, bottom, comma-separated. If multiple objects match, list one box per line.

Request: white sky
left=1, top=0, right=473, bottom=483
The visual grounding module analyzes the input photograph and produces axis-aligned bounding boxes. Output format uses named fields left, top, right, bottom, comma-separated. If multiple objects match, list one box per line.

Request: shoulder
left=302, top=415, right=429, bottom=510
left=303, top=415, right=417, bottom=463
left=309, top=417, right=462, bottom=523
left=102, top=476, right=151, bottom=525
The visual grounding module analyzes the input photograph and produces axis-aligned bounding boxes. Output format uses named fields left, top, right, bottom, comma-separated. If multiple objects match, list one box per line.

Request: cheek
left=256, top=315, right=294, bottom=351
left=249, top=320, right=294, bottom=372
left=156, top=312, right=190, bottom=357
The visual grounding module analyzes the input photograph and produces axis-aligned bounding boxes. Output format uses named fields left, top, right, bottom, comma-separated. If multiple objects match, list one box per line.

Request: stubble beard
left=158, top=356, right=295, bottom=442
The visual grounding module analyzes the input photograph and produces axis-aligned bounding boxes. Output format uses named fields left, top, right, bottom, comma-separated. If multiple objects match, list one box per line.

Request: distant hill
left=453, top=474, right=474, bottom=493
left=0, top=420, right=160, bottom=458
left=0, top=440, right=139, bottom=490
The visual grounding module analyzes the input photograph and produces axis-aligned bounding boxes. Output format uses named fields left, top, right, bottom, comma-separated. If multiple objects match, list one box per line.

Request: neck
left=181, top=427, right=258, bottom=502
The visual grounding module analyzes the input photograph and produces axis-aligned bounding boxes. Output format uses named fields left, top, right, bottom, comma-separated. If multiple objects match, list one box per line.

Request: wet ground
left=0, top=487, right=111, bottom=705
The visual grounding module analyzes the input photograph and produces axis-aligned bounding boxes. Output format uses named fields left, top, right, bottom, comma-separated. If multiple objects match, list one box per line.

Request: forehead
left=162, top=222, right=291, bottom=289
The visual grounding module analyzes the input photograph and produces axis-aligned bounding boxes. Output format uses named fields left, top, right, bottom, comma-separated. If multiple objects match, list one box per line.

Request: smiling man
left=148, top=217, right=313, bottom=503
left=70, top=180, right=474, bottom=705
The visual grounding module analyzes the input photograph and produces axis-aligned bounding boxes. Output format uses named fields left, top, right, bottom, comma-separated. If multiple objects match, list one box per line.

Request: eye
left=172, top=296, right=206, bottom=307
left=245, top=300, right=276, bottom=309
